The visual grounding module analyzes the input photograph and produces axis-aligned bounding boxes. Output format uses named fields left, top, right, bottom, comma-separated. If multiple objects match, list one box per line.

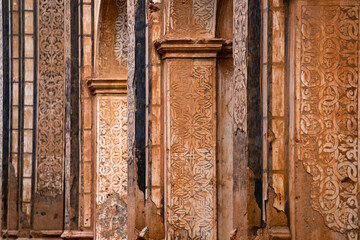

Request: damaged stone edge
left=2, top=230, right=93, bottom=239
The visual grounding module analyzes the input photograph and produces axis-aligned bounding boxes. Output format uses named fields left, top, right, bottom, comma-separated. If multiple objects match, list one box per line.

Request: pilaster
left=87, top=78, right=128, bottom=240
left=156, top=38, right=223, bottom=239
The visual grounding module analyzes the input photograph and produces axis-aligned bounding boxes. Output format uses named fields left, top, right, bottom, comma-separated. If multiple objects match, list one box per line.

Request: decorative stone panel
left=166, top=60, right=217, bottom=239
left=295, top=3, right=360, bottom=239
left=166, top=0, right=216, bottom=38
left=96, top=96, right=128, bottom=240
left=157, top=39, right=223, bottom=239
left=36, top=0, right=65, bottom=197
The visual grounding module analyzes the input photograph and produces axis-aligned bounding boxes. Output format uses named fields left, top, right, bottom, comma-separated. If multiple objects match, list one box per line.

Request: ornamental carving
left=96, top=96, right=128, bottom=240
left=126, top=0, right=135, bottom=166
left=297, top=5, right=359, bottom=239
left=168, top=0, right=216, bottom=37
left=114, top=0, right=128, bottom=68
left=98, top=0, right=127, bottom=77
left=167, top=63, right=216, bottom=239
left=36, top=0, right=65, bottom=197
left=233, top=0, right=248, bottom=132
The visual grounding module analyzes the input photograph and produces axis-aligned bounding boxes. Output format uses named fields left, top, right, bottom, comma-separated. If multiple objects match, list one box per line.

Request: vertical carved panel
left=36, top=0, right=65, bottom=197
left=167, top=0, right=216, bottom=37
left=114, top=0, right=128, bottom=68
left=96, top=96, right=128, bottom=240
left=167, top=61, right=216, bottom=239
left=297, top=4, right=359, bottom=239
left=233, top=0, right=248, bottom=132
left=126, top=0, right=135, bottom=167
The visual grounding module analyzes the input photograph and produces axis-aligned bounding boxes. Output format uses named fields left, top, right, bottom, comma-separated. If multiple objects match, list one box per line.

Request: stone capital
left=86, top=78, right=127, bottom=95
left=155, top=38, right=226, bottom=59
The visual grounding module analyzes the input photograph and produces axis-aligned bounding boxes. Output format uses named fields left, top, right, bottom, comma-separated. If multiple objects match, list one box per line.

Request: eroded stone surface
left=96, top=96, right=128, bottom=240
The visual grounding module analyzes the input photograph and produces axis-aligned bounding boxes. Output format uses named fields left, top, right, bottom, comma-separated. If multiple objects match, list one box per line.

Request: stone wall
left=1, top=0, right=359, bottom=239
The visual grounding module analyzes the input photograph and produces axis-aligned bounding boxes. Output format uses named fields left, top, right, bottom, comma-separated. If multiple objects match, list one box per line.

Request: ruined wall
left=3, top=0, right=360, bottom=239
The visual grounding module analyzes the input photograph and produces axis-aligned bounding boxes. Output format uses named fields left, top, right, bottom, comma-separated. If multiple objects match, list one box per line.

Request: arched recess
left=87, top=0, right=129, bottom=239
left=94, top=0, right=128, bottom=78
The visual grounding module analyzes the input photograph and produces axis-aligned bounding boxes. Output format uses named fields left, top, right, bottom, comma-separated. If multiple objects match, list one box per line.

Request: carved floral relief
left=167, top=63, right=216, bottom=239
left=168, top=0, right=216, bottom=37
left=36, top=0, right=65, bottom=197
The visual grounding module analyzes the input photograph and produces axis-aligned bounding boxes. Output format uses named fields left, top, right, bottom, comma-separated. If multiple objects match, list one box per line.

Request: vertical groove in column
left=261, top=0, right=269, bottom=224
left=2, top=0, right=9, bottom=230
left=126, top=0, right=146, bottom=237
left=8, top=0, right=19, bottom=229
left=18, top=0, right=24, bottom=227
left=64, top=0, right=71, bottom=230
left=0, top=0, right=3, bottom=233
left=31, top=0, right=38, bottom=228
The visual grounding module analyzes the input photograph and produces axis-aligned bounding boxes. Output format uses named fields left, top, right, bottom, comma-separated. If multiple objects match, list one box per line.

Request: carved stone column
left=156, top=39, right=223, bottom=239
left=156, top=1, right=219, bottom=238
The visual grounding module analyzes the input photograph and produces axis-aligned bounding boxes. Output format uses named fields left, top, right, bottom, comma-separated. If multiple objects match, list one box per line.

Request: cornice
left=155, top=38, right=226, bottom=59
left=86, top=78, right=127, bottom=95
left=218, top=40, right=233, bottom=59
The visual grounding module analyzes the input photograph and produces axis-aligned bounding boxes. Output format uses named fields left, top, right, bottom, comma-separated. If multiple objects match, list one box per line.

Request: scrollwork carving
left=115, top=0, right=128, bottom=68
left=168, top=0, right=216, bottom=37
left=96, top=96, right=128, bottom=240
left=126, top=0, right=135, bottom=166
left=298, top=5, right=359, bottom=239
left=233, top=0, right=248, bottom=132
left=36, top=0, right=65, bottom=197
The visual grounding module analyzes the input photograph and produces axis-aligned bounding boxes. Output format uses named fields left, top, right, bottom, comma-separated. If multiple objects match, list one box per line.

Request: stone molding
left=155, top=38, right=225, bottom=59
left=217, top=40, right=233, bottom=59
left=268, top=226, right=291, bottom=240
left=86, top=78, right=127, bottom=94
left=2, top=229, right=93, bottom=239
left=61, top=230, right=94, bottom=239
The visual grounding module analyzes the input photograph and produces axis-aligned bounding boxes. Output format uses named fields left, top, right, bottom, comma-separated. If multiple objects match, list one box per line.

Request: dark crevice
left=135, top=0, right=147, bottom=196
